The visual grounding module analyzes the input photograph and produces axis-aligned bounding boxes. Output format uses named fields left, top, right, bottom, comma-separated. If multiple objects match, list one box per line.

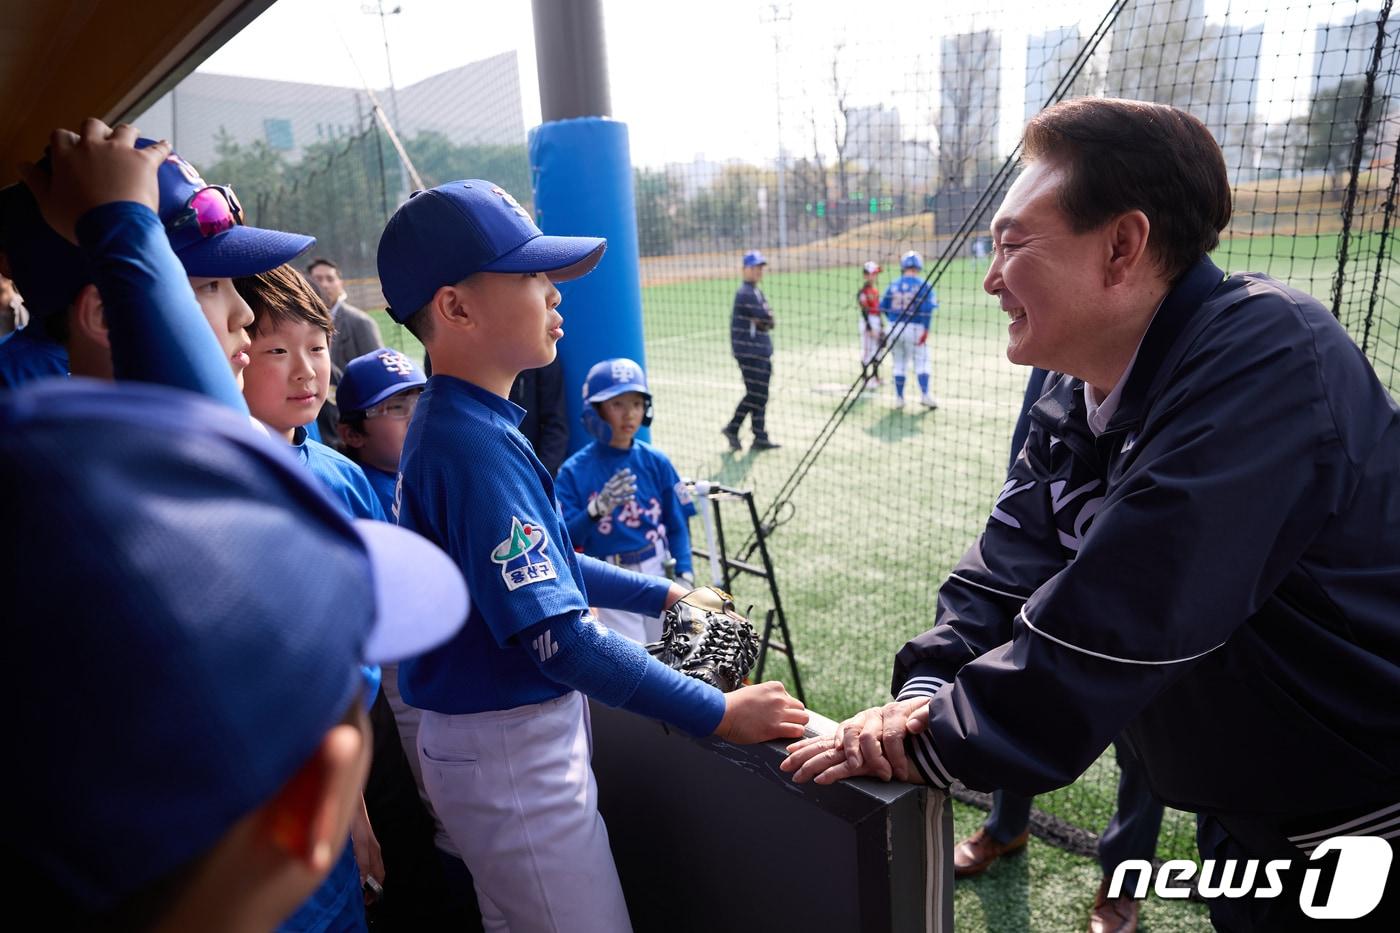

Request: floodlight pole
left=362, top=1, right=403, bottom=129
left=762, top=3, right=791, bottom=250
left=532, top=0, right=612, bottom=120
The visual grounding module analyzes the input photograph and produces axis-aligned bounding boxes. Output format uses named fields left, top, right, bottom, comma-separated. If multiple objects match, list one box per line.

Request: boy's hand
left=19, top=119, right=171, bottom=244
left=713, top=680, right=807, bottom=744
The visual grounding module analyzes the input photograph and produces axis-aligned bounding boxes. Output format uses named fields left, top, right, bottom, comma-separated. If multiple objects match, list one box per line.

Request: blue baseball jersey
left=360, top=463, right=398, bottom=519
left=879, top=274, right=937, bottom=328
left=290, top=426, right=387, bottom=522
left=395, top=376, right=600, bottom=714
left=0, top=327, right=69, bottom=389
left=556, top=440, right=696, bottom=574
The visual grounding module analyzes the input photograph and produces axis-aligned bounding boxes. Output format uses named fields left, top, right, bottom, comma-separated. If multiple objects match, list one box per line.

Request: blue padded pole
left=529, top=117, right=648, bottom=453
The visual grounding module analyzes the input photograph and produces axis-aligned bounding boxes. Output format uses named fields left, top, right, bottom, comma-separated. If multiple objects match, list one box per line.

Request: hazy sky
left=195, top=0, right=1350, bottom=167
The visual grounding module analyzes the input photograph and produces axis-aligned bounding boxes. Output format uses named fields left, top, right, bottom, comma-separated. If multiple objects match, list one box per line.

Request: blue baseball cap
left=145, top=141, right=316, bottom=278
left=338, top=348, right=427, bottom=414
left=377, top=180, right=606, bottom=323
left=0, top=181, right=92, bottom=321
left=3, top=378, right=469, bottom=912
left=743, top=250, right=768, bottom=267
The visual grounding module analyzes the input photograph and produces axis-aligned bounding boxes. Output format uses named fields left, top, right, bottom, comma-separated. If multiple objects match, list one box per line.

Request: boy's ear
left=431, top=282, right=474, bottom=331
left=72, top=284, right=108, bottom=348
left=255, top=722, right=366, bottom=874
left=336, top=423, right=366, bottom=450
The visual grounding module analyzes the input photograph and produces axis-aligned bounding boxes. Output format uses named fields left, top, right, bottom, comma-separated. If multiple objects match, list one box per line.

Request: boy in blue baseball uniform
left=556, top=357, right=696, bottom=643
left=336, top=348, right=426, bottom=516
left=236, top=264, right=387, bottom=523
left=379, top=179, right=807, bottom=933
left=879, top=250, right=938, bottom=410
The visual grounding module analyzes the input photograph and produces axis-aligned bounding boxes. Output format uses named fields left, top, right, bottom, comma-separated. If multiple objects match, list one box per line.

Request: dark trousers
left=986, top=739, right=1164, bottom=876
left=726, top=355, right=772, bottom=441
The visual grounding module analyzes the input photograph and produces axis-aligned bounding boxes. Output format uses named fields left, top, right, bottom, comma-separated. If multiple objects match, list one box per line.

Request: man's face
left=189, top=277, right=255, bottom=389
left=242, top=318, right=332, bottom=435
left=744, top=264, right=765, bottom=284
left=983, top=161, right=1112, bottom=375
left=462, top=271, right=564, bottom=372
left=308, top=264, right=343, bottom=303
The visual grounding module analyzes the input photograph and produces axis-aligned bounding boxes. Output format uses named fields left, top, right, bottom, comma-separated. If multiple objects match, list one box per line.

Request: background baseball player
left=858, top=260, right=883, bottom=389
left=556, top=357, right=697, bottom=643
left=879, top=250, right=938, bottom=410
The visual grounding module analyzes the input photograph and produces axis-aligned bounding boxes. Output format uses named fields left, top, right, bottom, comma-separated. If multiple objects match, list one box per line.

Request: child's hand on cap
left=19, top=118, right=171, bottom=245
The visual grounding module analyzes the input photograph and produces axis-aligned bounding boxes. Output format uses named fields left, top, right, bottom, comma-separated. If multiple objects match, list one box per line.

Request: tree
left=202, top=128, right=288, bottom=226
left=1304, top=77, right=1390, bottom=194
left=633, top=168, right=677, bottom=256
left=684, top=165, right=762, bottom=243
left=404, top=131, right=530, bottom=201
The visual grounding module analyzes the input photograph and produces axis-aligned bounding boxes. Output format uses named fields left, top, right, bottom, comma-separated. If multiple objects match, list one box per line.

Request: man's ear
left=256, top=723, right=365, bottom=873
left=72, top=284, right=108, bottom=348
left=1104, top=210, right=1152, bottom=287
left=432, top=282, right=475, bottom=332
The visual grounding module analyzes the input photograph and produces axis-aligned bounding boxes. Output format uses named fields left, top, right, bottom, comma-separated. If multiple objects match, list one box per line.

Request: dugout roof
left=0, top=0, right=275, bottom=186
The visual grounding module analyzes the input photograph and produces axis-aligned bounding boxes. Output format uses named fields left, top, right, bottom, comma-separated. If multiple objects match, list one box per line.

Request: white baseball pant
left=889, top=323, right=930, bottom=381
left=418, top=692, right=632, bottom=933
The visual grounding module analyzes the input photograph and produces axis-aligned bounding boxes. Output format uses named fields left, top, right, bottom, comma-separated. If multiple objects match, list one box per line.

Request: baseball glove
left=646, top=586, right=760, bottom=693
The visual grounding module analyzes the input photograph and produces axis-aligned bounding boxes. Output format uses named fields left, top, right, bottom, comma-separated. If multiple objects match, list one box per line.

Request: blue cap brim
left=587, top=383, right=649, bottom=404
left=483, top=235, right=606, bottom=282
left=349, top=379, right=426, bottom=413
left=176, top=225, right=316, bottom=279
left=355, top=519, right=470, bottom=663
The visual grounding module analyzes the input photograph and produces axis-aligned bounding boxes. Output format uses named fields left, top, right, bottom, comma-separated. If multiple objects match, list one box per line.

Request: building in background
left=137, top=51, right=525, bottom=167
left=1025, top=26, right=1083, bottom=122
left=935, top=29, right=1001, bottom=233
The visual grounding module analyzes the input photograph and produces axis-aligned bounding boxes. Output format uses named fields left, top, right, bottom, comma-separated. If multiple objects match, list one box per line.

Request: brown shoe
left=952, top=827, right=1030, bottom=879
left=1088, top=878, right=1140, bottom=933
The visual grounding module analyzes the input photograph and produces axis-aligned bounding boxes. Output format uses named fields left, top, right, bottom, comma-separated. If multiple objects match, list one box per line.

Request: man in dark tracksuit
left=723, top=250, right=779, bottom=451
left=948, top=364, right=1165, bottom=933
left=784, top=99, right=1400, bottom=931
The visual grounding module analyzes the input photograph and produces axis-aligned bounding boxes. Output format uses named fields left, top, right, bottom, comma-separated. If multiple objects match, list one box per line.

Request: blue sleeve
left=74, top=202, right=247, bottom=414
left=879, top=285, right=892, bottom=311
left=579, top=553, right=671, bottom=615
left=657, top=456, right=694, bottom=575
left=554, top=458, right=599, bottom=548
left=522, top=612, right=725, bottom=736
left=924, top=287, right=938, bottom=312
left=448, top=434, right=591, bottom=645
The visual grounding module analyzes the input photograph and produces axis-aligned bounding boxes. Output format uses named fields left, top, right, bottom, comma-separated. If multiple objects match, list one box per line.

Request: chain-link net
left=132, top=0, right=1397, bottom=882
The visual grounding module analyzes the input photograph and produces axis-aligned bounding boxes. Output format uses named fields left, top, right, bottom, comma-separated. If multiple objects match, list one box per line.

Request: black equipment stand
left=687, top=480, right=806, bottom=706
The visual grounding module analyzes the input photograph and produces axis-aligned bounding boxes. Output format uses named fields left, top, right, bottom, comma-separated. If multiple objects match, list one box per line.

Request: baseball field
left=369, top=231, right=1393, bottom=930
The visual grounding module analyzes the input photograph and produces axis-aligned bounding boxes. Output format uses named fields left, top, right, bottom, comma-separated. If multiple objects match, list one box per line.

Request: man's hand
left=780, top=697, right=932, bottom=785
left=19, top=119, right=171, bottom=244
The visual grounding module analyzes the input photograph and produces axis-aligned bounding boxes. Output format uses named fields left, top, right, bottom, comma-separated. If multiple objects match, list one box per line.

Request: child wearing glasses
left=335, top=349, right=425, bottom=516
left=235, top=264, right=387, bottom=523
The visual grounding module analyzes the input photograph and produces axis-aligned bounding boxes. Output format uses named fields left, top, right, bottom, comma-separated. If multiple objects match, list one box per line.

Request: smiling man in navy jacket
left=784, top=98, right=1400, bottom=931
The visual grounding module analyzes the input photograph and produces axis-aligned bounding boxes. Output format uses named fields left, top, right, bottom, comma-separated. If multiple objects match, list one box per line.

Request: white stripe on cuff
left=1288, top=802, right=1400, bottom=844
left=909, top=731, right=953, bottom=789
left=896, top=676, right=947, bottom=701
